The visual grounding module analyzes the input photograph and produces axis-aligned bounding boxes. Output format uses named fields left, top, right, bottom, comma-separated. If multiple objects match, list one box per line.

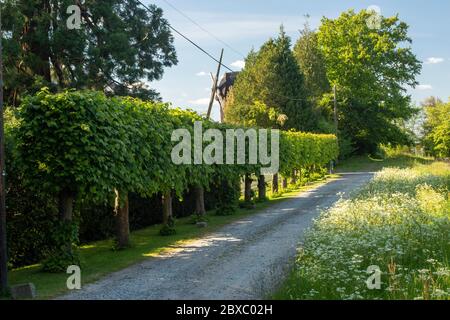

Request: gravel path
left=60, top=172, right=373, bottom=300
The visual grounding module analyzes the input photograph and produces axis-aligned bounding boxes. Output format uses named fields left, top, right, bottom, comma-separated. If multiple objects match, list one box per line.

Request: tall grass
left=275, top=162, right=450, bottom=300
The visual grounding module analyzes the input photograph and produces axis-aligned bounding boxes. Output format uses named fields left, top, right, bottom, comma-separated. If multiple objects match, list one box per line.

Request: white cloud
left=196, top=71, right=208, bottom=76
left=169, top=12, right=321, bottom=42
left=231, top=60, right=246, bottom=69
left=416, top=84, right=433, bottom=90
left=188, top=97, right=211, bottom=105
left=425, top=57, right=444, bottom=64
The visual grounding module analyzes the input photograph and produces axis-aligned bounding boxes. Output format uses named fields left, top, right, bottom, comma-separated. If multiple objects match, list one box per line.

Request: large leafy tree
left=226, top=27, right=315, bottom=131
left=1, top=0, right=177, bottom=106
left=317, top=10, right=422, bottom=153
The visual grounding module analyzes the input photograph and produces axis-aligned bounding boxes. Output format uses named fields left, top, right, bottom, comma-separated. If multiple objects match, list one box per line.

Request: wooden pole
left=207, top=49, right=224, bottom=120
left=333, top=85, right=339, bottom=165
left=0, top=10, right=8, bottom=293
left=333, top=85, right=338, bottom=134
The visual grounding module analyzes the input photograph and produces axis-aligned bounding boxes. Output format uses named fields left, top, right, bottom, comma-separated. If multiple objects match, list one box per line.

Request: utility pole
left=332, top=85, right=339, bottom=166
left=0, top=9, right=8, bottom=294
left=333, top=85, right=338, bottom=134
left=207, top=48, right=224, bottom=120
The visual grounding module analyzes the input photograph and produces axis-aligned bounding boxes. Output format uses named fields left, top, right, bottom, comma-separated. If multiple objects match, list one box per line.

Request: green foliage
left=16, top=89, right=136, bottom=202
left=4, top=108, right=59, bottom=268
left=159, top=217, right=177, bottom=236
left=215, top=176, right=241, bottom=216
left=10, top=88, right=339, bottom=268
left=224, top=100, right=282, bottom=128
left=42, top=221, right=80, bottom=273
left=338, top=135, right=357, bottom=160
left=0, top=0, right=177, bottom=105
left=317, top=9, right=422, bottom=152
left=293, top=22, right=330, bottom=101
left=422, top=98, right=450, bottom=158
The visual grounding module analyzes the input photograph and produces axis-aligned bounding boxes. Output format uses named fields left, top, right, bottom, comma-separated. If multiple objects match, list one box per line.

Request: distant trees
left=0, top=0, right=177, bottom=106
left=421, top=98, right=450, bottom=158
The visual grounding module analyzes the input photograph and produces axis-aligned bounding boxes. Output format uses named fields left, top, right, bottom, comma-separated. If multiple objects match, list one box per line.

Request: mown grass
left=7, top=174, right=338, bottom=300
left=336, top=153, right=434, bottom=173
left=274, top=160, right=450, bottom=300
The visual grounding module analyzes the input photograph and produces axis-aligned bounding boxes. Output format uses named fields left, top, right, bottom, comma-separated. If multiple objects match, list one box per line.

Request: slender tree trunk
left=58, top=189, right=74, bottom=222
left=290, top=170, right=297, bottom=185
left=272, top=174, right=279, bottom=194
left=114, top=190, right=130, bottom=249
left=258, top=175, right=266, bottom=201
left=282, top=177, right=288, bottom=189
left=0, top=20, right=7, bottom=291
left=57, top=189, right=75, bottom=254
left=194, top=186, right=206, bottom=216
left=244, top=174, right=253, bottom=203
left=162, top=191, right=172, bottom=225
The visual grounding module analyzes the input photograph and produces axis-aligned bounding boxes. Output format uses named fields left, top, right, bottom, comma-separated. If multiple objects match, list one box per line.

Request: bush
left=215, top=177, right=241, bottom=216
left=159, top=217, right=177, bottom=236
left=41, top=221, right=81, bottom=273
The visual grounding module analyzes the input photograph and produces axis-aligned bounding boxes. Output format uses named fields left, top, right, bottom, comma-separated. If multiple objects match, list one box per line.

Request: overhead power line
left=136, top=0, right=235, bottom=73
left=160, top=0, right=246, bottom=59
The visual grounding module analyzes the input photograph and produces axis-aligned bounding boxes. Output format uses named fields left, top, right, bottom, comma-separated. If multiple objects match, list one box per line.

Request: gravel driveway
left=60, top=172, right=373, bottom=300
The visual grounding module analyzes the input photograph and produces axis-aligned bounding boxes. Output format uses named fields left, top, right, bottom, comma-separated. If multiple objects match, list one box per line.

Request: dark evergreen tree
left=1, top=0, right=178, bottom=106
left=226, top=26, right=315, bottom=131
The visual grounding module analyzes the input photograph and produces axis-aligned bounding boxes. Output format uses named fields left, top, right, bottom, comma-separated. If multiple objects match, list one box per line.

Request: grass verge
left=336, top=153, right=434, bottom=173
left=273, top=160, right=450, bottom=300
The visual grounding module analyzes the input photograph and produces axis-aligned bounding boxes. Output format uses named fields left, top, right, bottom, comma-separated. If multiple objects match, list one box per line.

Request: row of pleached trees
left=4, top=89, right=338, bottom=271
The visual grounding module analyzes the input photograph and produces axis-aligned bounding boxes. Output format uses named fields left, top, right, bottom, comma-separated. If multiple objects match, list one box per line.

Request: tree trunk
left=244, top=174, right=253, bottom=203
left=114, top=190, right=130, bottom=249
left=272, top=174, right=279, bottom=194
left=57, top=189, right=75, bottom=253
left=162, top=191, right=173, bottom=225
left=58, top=189, right=74, bottom=222
left=194, top=186, right=206, bottom=216
left=258, top=175, right=266, bottom=201
left=282, top=177, right=288, bottom=189
left=290, top=170, right=297, bottom=185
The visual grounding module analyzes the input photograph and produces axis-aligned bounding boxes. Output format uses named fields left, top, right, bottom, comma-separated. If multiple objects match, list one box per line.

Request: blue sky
left=146, top=0, right=450, bottom=121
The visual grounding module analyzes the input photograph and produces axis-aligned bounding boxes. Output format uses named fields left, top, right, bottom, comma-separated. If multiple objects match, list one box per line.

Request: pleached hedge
left=5, top=89, right=338, bottom=270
